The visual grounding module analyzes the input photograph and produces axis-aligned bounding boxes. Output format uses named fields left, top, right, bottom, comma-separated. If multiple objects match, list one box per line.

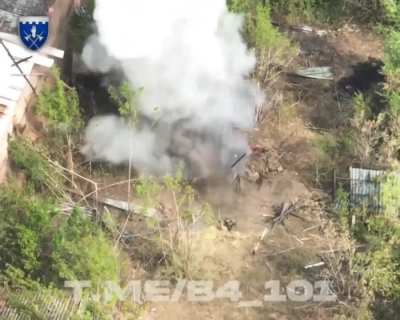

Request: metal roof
left=0, top=0, right=48, bottom=33
left=0, top=0, right=48, bottom=16
left=0, top=288, right=78, bottom=320
left=0, top=32, right=63, bottom=164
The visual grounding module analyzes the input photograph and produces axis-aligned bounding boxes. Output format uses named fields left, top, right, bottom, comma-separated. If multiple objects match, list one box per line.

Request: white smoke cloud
left=81, top=0, right=263, bottom=178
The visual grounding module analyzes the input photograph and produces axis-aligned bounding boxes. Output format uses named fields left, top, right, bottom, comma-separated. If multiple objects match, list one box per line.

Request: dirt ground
left=134, top=25, right=382, bottom=320
left=65, top=23, right=384, bottom=320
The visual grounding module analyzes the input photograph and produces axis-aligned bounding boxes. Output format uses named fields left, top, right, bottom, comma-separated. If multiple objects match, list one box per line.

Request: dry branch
left=252, top=199, right=306, bottom=255
left=252, top=226, right=272, bottom=255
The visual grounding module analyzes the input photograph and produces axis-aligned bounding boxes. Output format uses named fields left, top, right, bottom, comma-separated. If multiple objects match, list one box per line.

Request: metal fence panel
left=349, top=167, right=385, bottom=211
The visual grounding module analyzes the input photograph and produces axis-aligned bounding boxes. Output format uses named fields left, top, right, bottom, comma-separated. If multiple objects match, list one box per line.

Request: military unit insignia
left=19, top=16, right=49, bottom=51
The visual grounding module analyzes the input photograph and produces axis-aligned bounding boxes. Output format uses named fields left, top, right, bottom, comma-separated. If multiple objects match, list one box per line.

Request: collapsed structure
left=0, top=0, right=67, bottom=182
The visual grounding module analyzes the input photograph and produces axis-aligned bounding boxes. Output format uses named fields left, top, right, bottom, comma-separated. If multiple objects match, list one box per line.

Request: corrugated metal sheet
left=0, top=289, right=78, bottom=319
left=0, top=9, right=18, bottom=34
left=0, top=0, right=48, bottom=33
left=349, top=167, right=385, bottom=210
left=294, top=66, right=334, bottom=80
left=0, top=32, right=63, bottom=182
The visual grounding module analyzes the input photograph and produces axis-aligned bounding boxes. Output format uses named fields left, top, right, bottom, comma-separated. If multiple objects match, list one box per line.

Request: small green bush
left=228, top=1, right=297, bottom=55
left=9, top=138, right=63, bottom=193
left=313, top=132, right=338, bottom=163
left=51, top=209, right=120, bottom=286
left=384, top=31, right=400, bottom=93
left=37, top=68, right=82, bottom=133
left=0, top=186, right=120, bottom=289
left=356, top=214, right=400, bottom=299
left=0, top=188, right=58, bottom=277
left=269, top=0, right=397, bottom=24
left=228, top=1, right=298, bottom=84
left=109, top=82, right=143, bottom=127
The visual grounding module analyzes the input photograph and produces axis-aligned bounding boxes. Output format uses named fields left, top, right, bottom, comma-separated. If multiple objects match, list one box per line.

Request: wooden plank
left=0, top=32, right=64, bottom=59
left=0, top=87, right=21, bottom=101
left=2, top=40, right=55, bottom=68
left=8, top=74, right=28, bottom=91
left=0, top=40, right=38, bottom=96
left=9, top=61, right=35, bottom=90
left=0, top=97, right=15, bottom=108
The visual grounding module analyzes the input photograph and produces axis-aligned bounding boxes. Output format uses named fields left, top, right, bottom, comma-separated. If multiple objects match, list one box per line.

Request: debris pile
left=245, top=145, right=283, bottom=184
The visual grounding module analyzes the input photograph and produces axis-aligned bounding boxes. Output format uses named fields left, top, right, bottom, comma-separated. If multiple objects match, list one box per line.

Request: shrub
left=339, top=172, right=400, bottom=317
left=380, top=0, right=400, bottom=25
left=381, top=173, right=400, bottom=218
left=227, top=0, right=253, bottom=13
left=108, top=82, right=143, bottom=127
left=0, top=186, right=120, bottom=288
left=313, top=132, right=338, bottom=165
left=37, top=68, right=82, bottom=133
left=384, top=31, right=400, bottom=92
left=131, top=174, right=216, bottom=279
left=228, top=1, right=298, bottom=85
left=269, top=0, right=399, bottom=24
left=356, top=215, right=400, bottom=299
left=0, top=188, right=58, bottom=277
left=9, top=137, right=64, bottom=193
left=51, top=209, right=120, bottom=286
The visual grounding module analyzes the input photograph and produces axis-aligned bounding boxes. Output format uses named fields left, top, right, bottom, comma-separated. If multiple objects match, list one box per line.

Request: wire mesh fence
left=310, top=165, right=387, bottom=213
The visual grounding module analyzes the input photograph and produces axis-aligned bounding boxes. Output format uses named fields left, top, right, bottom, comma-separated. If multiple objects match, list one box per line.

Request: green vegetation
left=4, top=72, right=126, bottom=317
left=226, top=1, right=400, bottom=317
left=0, top=187, right=116, bottom=283
left=330, top=58, right=400, bottom=315
left=132, top=174, right=216, bottom=280
left=51, top=208, right=120, bottom=286
left=229, top=0, right=400, bottom=25
left=70, top=0, right=96, bottom=52
left=109, top=82, right=143, bottom=127
left=0, top=185, right=124, bottom=318
left=269, top=0, right=400, bottom=24
left=304, top=6, right=400, bottom=316
left=227, top=0, right=296, bottom=53
left=0, top=188, right=57, bottom=278
left=6, top=1, right=400, bottom=319
left=9, top=138, right=63, bottom=193
left=228, top=0, right=298, bottom=84
left=335, top=175, right=400, bottom=319
left=37, top=68, right=82, bottom=134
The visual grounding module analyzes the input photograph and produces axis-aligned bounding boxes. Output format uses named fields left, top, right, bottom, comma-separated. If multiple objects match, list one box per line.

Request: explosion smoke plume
left=81, top=0, right=263, bottom=178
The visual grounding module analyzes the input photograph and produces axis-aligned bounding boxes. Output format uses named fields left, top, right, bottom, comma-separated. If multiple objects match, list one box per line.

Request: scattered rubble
left=245, top=145, right=284, bottom=184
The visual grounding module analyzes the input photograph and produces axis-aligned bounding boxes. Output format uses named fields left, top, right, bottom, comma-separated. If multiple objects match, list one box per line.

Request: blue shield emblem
left=19, top=17, right=49, bottom=51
